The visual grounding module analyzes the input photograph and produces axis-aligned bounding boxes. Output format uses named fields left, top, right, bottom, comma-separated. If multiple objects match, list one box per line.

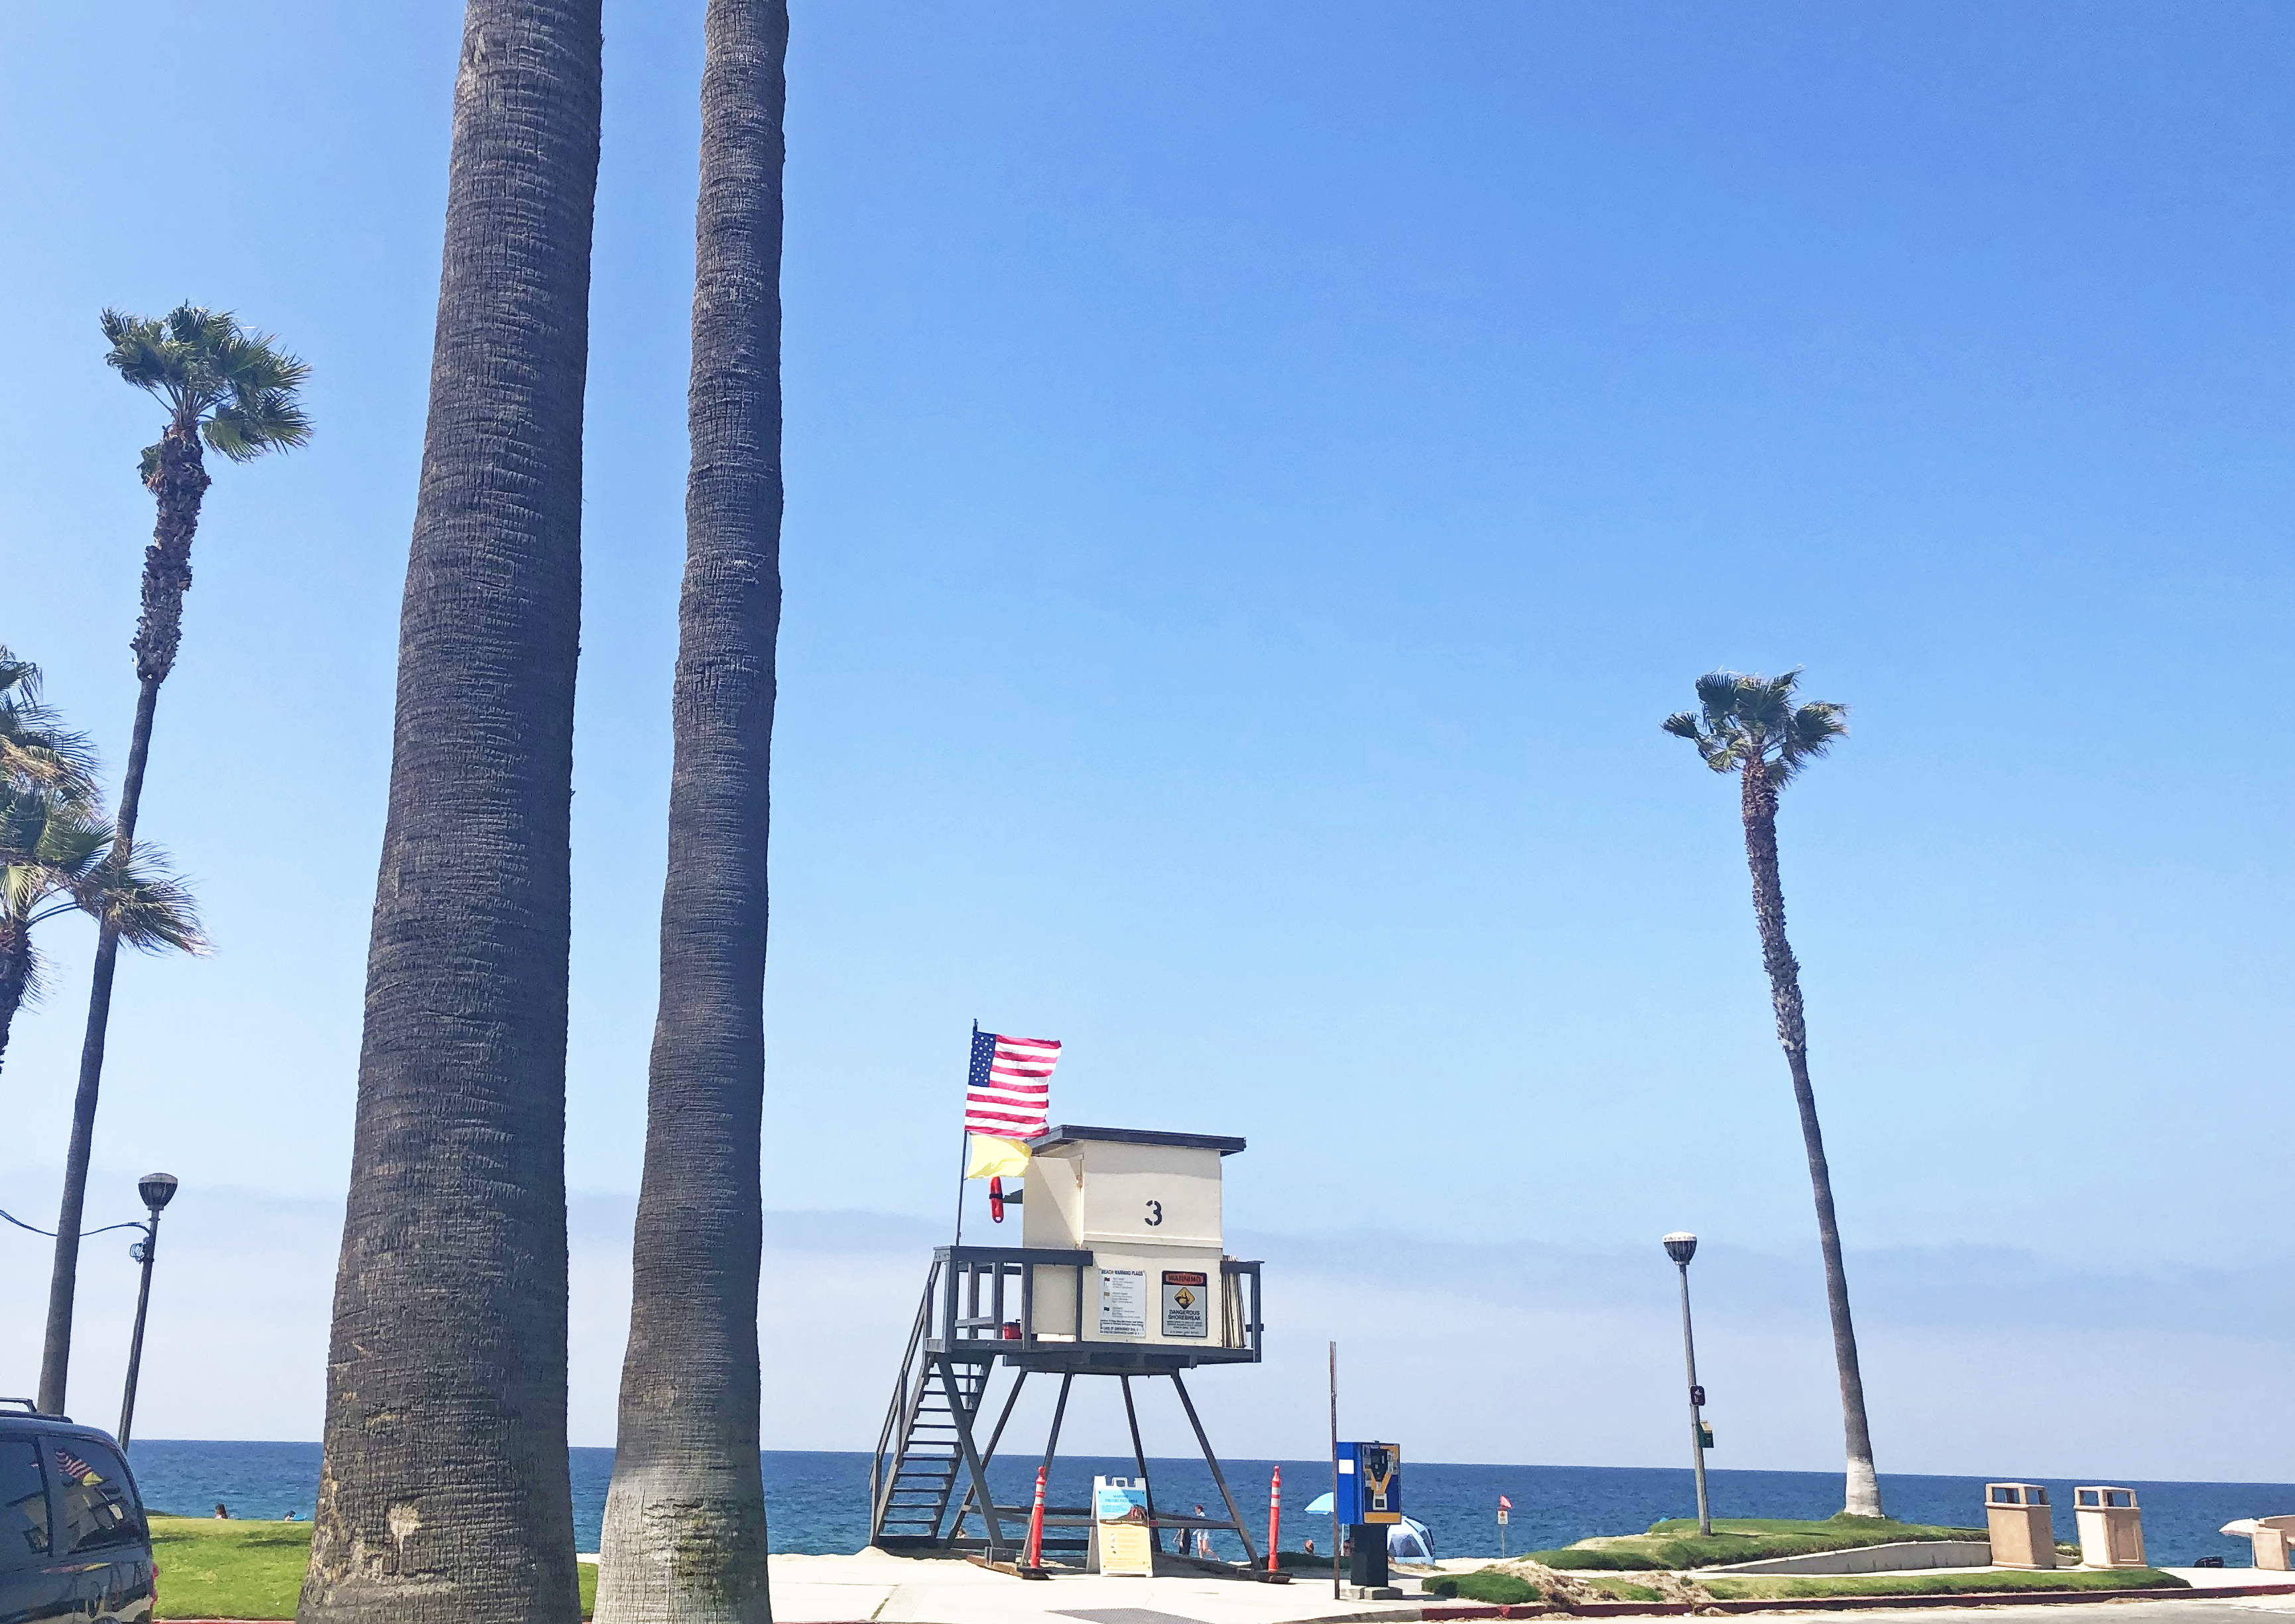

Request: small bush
left=1426, top=1570, right=1542, bottom=1605
left=1526, top=1544, right=1667, bottom=1570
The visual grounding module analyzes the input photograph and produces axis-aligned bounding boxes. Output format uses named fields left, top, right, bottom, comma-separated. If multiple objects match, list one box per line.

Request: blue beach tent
left=1388, top=1516, right=1436, bottom=1562
left=1298, top=1495, right=1435, bottom=1562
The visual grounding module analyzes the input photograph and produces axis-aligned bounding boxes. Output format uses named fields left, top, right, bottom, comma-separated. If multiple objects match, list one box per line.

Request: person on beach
left=213, top=1503, right=229, bottom=1519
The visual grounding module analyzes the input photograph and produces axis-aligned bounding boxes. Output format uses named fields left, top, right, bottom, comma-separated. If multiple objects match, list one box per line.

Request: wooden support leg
left=1121, top=1373, right=1161, bottom=1554
left=1039, top=1371, right=1074, bottom=1483
left=941, top=1359, right=1007, bottom=1558
left=1172, top=1369, right=1258, bottom=1565
left=951, top=1365, right=1028, bottom=1539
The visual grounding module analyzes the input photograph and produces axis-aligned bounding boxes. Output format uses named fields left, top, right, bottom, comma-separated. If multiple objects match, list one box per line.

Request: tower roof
left=1026, top=1124, right=1247, bottom=1155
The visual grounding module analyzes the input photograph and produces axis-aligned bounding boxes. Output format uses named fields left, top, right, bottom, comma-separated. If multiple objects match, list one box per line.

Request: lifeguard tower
left=867, top=1125, right=1266, bottom=1566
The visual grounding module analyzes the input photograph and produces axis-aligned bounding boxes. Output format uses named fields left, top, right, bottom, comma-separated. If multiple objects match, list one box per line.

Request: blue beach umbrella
left=1304, top=1491, right=1334, bottom=1515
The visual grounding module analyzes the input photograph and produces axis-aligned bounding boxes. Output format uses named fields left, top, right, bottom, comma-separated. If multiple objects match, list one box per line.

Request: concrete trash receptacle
left=2074, top=1486, right=2146, bottom=1568
left=1985, top=1483, right=2056, bottom=1570
left=2243, top=1516, right=2295, bottom=1572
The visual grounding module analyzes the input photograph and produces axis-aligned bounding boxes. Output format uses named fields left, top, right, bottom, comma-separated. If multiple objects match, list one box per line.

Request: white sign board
left=1097, top=1268, right=1147, bottom=1336
left=1091, top=1477, right=1154, bottom=1576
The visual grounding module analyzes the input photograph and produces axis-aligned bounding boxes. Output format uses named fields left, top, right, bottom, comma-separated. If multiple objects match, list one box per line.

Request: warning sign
left=1161, top=1270, right=1209, bottom=1338
left=1093, top=1479, right=1154, bottom=1576
left=1097, top=1267, right=1147, bottom=1336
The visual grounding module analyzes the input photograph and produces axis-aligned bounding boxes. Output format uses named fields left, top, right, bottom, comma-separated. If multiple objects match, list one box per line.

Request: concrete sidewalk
left=762, top=1546, right=1427, bottom=1623
left=748, top=1552, right=2295, bottom=1624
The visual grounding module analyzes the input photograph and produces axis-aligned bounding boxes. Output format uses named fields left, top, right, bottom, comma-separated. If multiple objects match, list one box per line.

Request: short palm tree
left=598, top=3, right=784, bottom=1619
left=1, top=781, right=205, bottom=1076
left=37, top=304, right=309, bottom=1416
left=1664, top=669, right=1883, bottom=1517
left=0, top=649, right=98, bottom=802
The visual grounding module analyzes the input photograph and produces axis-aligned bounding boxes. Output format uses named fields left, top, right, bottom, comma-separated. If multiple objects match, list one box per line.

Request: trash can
left=2074, top=1486, right=2146, bottom=1568
left=2249, top=1516, right=2295, bottom=1572
left=1985, top=1483, right=2056, bottom=1570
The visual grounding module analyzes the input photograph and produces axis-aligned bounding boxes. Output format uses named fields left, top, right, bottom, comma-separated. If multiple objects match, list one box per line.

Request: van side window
left=0, top=1440, right=50, bottom=1561
left=52, top=1441, right=143, bottom=1554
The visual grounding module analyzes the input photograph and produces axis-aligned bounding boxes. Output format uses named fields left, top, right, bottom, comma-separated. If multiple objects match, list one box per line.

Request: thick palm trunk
left=298, top=3, right=599, bottom=1621
left=596, top=5, right=784, bottom=1619
left=1741, top=763, right=1883, bottom=1519
left=36, top=420, right=200, bottom=1414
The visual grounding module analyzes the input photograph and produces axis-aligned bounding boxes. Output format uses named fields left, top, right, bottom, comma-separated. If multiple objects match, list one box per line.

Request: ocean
left=124, top=1441, right=2290, bottom=1568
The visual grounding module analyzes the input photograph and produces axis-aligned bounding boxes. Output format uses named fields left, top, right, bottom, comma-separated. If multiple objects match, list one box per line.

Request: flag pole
left=1329, top=1340, right=1340, bottom=1601
left=953, top=1021, right=977, bottom=1249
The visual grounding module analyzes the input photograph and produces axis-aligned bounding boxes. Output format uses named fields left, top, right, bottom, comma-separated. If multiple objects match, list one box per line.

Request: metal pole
left=1171, top=1370, right=1257, bottom=1565
left=953, top=1023, right=979, bottom=1249
left=1329, top=1340, right=1340, bottom=1599
left=1120, top=1374, right=1160, bottom=1554
left=1677, top=1260, right=1711, bottom=1536
left=117, top=1211, right=160, bottom=1448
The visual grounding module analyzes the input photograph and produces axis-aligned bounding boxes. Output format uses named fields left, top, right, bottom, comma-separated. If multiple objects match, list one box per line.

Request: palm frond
left=99, top=309, right=175, bottom=391
left=204, top=389, right=313, bottom=461
left=0, top=649, right=101, bottom=802
left=31, top=799, right=112, bottom=878
left=1, top=922, right=46, bottom=1008
left=0, top=651, right=38, bottom=706
left=1691, top=670, right=1741, bottom=733
left=1671, top=667, right=1845, bottom=786
left=1661, top=710, right=1733, bottom=773
left=1773, top=700, right=1849, bottom=782
left=103, top=304, right=311, bottom=462
left=83, top=843, right=208, bottom=956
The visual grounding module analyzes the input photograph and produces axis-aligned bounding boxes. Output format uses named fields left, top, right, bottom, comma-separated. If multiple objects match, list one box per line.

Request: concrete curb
left=155, top=1579, right=2295, bottom=1624
left=1407, top=1582, right=2295, bottom=1621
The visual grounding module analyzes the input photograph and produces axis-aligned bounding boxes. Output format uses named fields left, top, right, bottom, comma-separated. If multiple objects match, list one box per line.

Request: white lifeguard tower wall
left=1023, top=1127, right=1242, bottom=1349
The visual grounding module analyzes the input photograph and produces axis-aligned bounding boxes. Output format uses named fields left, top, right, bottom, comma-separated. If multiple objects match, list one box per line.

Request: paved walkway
left=749, top=1555, right=2295, bottom=1624
left=763, top=1548, right=1424, bottom=1623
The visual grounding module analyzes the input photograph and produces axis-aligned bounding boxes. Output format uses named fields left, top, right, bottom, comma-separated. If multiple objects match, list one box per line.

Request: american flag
left=964, top=1029, right=1060, bottom=1138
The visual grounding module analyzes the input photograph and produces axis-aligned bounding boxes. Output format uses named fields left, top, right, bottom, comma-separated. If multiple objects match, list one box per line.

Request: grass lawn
left=1529, top=1515, right=1991, bottom=1571
left=149, top=1517, right=599, bottom=1620
left=1700, top=1568, right=2191, bottom=1600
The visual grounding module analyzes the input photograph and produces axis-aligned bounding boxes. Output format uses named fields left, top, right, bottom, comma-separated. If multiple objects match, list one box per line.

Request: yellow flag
left=965, top=1134, right=1030, bottom=1180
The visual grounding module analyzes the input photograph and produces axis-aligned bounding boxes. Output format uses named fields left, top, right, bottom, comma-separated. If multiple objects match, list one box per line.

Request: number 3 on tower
left=1144, top=1200, right=1162, bottom=1227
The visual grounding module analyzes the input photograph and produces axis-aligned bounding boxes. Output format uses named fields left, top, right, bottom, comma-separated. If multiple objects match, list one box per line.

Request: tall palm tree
left=597, top=3, right=784, bottom=1619
left=36, top=306, right=310, bottom=1413
left=1663, top=669, right=1882, bottom=1518
left=0, top=651, right=99, bottom=802
left=1, top=781, right=206, bottom=1076
left=298, top=3, right=599, bottom=1622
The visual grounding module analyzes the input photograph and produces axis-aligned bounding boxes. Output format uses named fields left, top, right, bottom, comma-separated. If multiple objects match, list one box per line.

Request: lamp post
left=117, top=1173, right=178, bottom=1450
left=1663, top=1231, right=1712, bottom=1536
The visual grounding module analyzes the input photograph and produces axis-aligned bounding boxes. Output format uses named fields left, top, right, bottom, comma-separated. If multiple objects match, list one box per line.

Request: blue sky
left=4, top=3, right=2292, bottom=1471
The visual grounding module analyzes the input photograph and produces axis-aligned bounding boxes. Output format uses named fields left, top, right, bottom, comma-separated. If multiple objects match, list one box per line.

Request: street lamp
left=117, top=1173, right=178, bottom=1450
left=1663, top=1231, right=1712, bottom=1536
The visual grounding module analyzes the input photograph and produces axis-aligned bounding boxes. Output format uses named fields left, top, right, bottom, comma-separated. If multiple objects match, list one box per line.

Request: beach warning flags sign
left=1498, top=1495, right=1511, bottom=1525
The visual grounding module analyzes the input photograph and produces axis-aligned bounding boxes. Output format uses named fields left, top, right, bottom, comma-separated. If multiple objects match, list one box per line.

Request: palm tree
left=298, top=3, right=599, bottom=1622
left=1, top=781, right=206, bottom=1076
left=36, top=307, right=310, bottom=1414
left=0, top=651, right=99, bottom=802
left=1663, top=669, right=1882, bottom=1518
left=596, top=4, right=784, bottom=1619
